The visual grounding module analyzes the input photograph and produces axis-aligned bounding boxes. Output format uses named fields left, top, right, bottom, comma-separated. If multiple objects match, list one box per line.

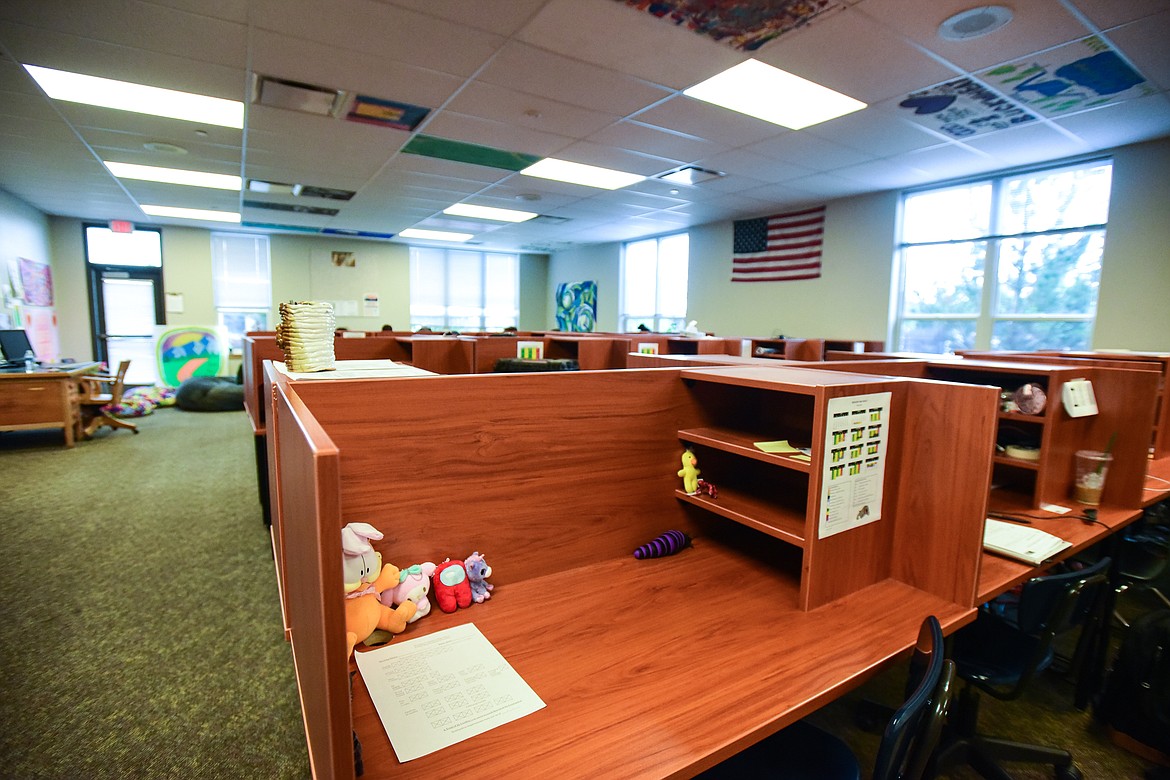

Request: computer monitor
left=0, top=329, right=35, bottom=363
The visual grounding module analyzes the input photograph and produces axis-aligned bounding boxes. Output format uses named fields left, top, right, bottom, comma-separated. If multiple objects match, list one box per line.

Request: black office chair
left=698, top=615, right=954, bottom=780
left=930, top=556, right=1112, bottom=780
left=1113, top=505, right=1170, bottom=626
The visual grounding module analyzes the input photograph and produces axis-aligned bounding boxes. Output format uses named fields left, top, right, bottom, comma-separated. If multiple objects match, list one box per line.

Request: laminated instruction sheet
left=818, top=392, right=892, bottom=539
left=354, top=623, right=545, bottom=762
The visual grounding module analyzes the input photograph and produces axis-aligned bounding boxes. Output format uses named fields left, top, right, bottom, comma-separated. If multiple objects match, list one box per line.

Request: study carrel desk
left=267, top=364, right=1000, bottom=778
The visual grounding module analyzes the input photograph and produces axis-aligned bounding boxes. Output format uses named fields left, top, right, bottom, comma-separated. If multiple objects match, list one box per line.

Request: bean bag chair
left=175, top=376, right=245, bottom=412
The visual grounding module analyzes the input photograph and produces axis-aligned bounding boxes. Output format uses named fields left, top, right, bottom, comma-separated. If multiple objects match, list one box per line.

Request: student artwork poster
left=818, top=392, right=891, bottom=539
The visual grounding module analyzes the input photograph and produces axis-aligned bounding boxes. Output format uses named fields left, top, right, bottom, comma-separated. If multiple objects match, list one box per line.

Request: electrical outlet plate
left=1062, top=378, right=1099, bottom=417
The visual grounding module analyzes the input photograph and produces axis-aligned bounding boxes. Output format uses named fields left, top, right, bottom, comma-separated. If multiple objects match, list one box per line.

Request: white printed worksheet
left=354, top=623, right=546, bottom=762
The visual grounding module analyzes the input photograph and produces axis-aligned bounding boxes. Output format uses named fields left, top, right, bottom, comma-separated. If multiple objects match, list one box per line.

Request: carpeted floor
left=0, top=408, right=309, bottom=779
left=1, top=408, right=1164, bottom=779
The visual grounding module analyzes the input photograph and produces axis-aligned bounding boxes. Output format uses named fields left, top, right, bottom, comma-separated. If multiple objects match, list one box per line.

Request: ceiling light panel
left=443, top=203, right=538, bottom=222
left=104, top=161, right=241, bottom=190
left=140, top=205, right=241, bottom=222
left=520, top=158, right=646, bottom=190
left=684, top=59, right=867, bottom=130
left=399, top=228, right=474, bottom=242
left=24, top=65, right=244, bottom=128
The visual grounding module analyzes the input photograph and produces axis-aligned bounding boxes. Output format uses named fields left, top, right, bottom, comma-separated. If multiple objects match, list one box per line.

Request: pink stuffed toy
left=381, top=562, right=437, bottom=623
left=432, top=558, right=472, bottom=613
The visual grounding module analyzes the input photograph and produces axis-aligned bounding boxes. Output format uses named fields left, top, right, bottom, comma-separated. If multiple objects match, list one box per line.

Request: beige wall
left=546, top=137, right=1170, bottom=350
left=0, top=189, right=55, bottom=355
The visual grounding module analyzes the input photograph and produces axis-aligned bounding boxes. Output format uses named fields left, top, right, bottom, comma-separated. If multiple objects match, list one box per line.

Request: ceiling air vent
left=243, top=199, right=339, bottom=217
left=656, top=165, right=726, bottom=186
left=254, top=75, right=347, bottom=117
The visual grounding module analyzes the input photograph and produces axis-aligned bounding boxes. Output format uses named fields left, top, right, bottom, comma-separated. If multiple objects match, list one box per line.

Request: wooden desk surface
left=349, top=539, right=974, bottom=779
left=976, top=491, right=1143, bottom=603
left=0, top=362, right=100, bottom=448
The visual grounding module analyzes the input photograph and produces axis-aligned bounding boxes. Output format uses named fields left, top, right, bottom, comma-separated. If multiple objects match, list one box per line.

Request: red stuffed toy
left=432, top=558, right=472, bottom=613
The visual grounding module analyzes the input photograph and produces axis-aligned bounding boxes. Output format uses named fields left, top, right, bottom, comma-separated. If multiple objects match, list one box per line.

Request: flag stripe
left=732, top=205, right=825, bottom=283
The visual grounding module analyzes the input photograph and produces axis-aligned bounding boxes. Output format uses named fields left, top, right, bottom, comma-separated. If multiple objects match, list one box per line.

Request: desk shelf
left=675, top=488, right=806, bottom=545
left=678, top=426, right=812, bottom=473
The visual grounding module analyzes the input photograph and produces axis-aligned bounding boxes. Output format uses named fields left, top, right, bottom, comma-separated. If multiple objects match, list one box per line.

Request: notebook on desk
left=983, top=519, right=1072, bottom=565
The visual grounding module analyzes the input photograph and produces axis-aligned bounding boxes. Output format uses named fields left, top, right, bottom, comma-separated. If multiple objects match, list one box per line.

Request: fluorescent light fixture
left=23, top=64, right=244, bottom=128
left=521, top=158, right=645, bottom=190
left=443, top=203, right=538, bottom=222
left=104, top=161, right=241, bottom=190
left=683, top=59, right=866, bottom=130
left=140, top=204, right=241, bottom=223
left=399, top=228, right=474, bottom=242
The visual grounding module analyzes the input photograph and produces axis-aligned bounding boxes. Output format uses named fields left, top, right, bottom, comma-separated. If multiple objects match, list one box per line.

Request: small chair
left=78, top=360, right=139, bottom=438
left=930, top=556, right=1112, bottom=780
left=698, top=615, right=954, bottom=780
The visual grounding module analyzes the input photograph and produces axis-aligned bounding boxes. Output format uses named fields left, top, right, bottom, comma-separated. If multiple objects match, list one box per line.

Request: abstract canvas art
left=555, top=281, right=597, bottom=332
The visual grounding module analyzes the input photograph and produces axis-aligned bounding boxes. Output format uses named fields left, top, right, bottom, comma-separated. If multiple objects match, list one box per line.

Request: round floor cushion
left=175, top=376, right=245, bottom=412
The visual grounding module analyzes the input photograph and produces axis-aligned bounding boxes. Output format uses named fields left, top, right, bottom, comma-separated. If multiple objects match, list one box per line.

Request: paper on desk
left=354, top=623, right=545, bottom=762
left=983, top=519, right=1072, bottom=566
left=275, top=360, right=436, bottom=380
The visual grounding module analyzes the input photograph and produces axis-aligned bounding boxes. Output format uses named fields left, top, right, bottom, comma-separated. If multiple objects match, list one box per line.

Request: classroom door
left=90, top=268, right=165, bottom=385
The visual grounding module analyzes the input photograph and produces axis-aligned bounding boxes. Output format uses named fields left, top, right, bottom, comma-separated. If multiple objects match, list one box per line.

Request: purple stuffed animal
left=464, top=551, right=493, bottom=603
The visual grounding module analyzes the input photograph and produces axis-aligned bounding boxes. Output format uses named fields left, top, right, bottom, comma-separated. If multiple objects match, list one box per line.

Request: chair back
left=873, top=615, right=950, bottom=780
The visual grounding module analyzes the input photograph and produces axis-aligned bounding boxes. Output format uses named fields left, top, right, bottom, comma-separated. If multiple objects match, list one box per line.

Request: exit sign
left=109, top=220, right=134, bottom=233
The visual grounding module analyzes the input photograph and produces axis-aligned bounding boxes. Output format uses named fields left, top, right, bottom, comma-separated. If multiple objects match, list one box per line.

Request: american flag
left=731, top=205, right=826, bottom=282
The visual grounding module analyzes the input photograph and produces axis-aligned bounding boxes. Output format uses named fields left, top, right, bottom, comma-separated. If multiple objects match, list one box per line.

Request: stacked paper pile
left=276, top=300, right=336, bottom=372
left=983, top=519, right=1072, bottom=565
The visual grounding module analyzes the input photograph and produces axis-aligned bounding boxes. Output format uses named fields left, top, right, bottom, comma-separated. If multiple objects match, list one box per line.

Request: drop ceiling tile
left=385, top=153, right=517, bottom=184
left=135, top=0, right=249, bottom=23
left=123, top=182, right=241, bottom=209
left=550, top=140, right=683, bottom=176
left=445, top=80, right=621, bottom=139
left=897, top=142, right=995, bottom=182
left=632, top=95, right=785, bottom=147
left=1052, top=92, right=1170, bottom=148
left=694, top=149, right=816, bottom=182
left=746, top=132, right=878, bottom=171
left=586, top=120, right=721, bottom=163
left=421, top=111, right=574, bottom=158
left=859, top=0, right=1093, bottom=73
left=830, top=156, right=935, bottom=189
left=961, top=121, right=1090, bottom=166
left=381, top=0, right=551, bottom=36
left=475, top=41, right=674, bottom=116
left=516, top=0, right=743, bottom=91
left=250, top=0, right=502, bottom=79
left=1066, top=0, right=1170, bottom=31
left=802, top=103, right=950, bottom=155
left=754, top=6, right=959, bottom=104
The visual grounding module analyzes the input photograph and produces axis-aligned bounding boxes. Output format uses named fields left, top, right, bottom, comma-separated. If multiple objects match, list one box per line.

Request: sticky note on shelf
left=754, top=439, right=801, bottom=454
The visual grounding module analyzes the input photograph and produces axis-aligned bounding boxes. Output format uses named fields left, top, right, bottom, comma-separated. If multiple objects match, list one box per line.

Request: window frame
left=408, top=247, right=520, bottom=332
left=619, top=232, right=690, bottom=333
left=892, top=158, right=1111, bottom=354
left=210, top=232, right=272, bottom=352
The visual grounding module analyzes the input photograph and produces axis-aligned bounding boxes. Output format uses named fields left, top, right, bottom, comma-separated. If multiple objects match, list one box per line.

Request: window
left=894, top=160, right=1112, bottom=353
left=409, top=247, right=519, bottom=331
left=85, top=225, right=162, bottom=267
left=620, top=233, right=689, bottom=332
left=211, top=233, right=271, bottom=350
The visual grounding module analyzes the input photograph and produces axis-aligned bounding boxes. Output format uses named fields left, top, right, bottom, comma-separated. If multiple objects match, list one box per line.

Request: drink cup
left=1073, top=449, right=1112, bottom=506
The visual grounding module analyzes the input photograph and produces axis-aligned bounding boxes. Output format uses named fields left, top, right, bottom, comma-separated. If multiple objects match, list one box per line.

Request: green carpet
left=0, top=409, right=309, bottom=779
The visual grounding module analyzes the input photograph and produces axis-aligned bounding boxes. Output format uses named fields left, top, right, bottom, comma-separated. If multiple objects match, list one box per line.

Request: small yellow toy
left=678, top=449, right=700, bottom=494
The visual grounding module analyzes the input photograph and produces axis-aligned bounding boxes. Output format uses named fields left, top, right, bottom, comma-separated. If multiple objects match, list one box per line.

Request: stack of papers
left=983, top=519, right=1072, bottom=565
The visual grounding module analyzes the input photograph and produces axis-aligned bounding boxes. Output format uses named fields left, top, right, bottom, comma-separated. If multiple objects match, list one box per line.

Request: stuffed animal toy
left=432, top=558, right=473, bottom=613
left=634, top=529, right=692, bottom=559
left=678, top=449, right=701, bottom=494
left=381, top=562, right=437, bottom=623
left=342, top=522, right=417, bottom=658
left=464, top=552, right=493, bottom=603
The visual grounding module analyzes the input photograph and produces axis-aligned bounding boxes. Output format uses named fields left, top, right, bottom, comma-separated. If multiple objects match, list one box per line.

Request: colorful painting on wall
left=156, top=326, right=229, bottom=387
left=898, top=77, right=1037, bottom=139
left=614, top=0, right=844, bottom=51
left=555, top=281, right=597, bottom=332
left=18, top=257, right=53, bottom=306
left=978, top=36, right=1153, bottom=117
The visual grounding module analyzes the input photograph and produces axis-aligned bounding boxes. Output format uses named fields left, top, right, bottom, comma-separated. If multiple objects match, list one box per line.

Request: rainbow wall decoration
left=156, top=326, right=228, bottom=387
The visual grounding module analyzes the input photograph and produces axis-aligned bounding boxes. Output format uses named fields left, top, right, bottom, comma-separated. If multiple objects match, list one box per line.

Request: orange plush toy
left=342, top=522, right=417, bottom=659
